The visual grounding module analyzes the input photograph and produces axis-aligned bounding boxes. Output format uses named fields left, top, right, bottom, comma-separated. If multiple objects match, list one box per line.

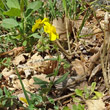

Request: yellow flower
left=32, top=18, right=49, bottom=32
left=19, top=97, right=28, bottom=105
left=44, top=22, right=59, bottom=41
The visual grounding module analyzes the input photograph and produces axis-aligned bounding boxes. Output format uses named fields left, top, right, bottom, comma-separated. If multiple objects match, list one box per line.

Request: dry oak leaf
left=71, top=59, right=87, bottom=75
left=13, top=54, right=26, bottom=65
left=53, top=17, right=72, bottom=41
left=26, top=54, right=58, bottom=74
left=1, top=68, right=15, bottom=79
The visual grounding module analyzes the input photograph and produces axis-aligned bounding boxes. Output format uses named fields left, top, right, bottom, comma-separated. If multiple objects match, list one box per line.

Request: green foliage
left=75, top=89, right=83, bottom=98
left=72, top=104, right=85, bottom=110
left=0, top=57, right=12, bottom=68
left=0, top=0, right=5, bottom=10
left=3, top=8, right=21, bottom=17
left=27, top=1, right=42, bottom=11
left=6, top=0, right=20, bottom=9
left=0, top=0, right=105, bottom=109
left=1, top=18, right=19, bottom=29
left=54, top=72, right=69, bottom=84
left=63, top=82, right=103, bottom=110
left=74, top=82, right=103, bottom=100
left=63, top=106, right=71, bottom=110
left=13, top=55, right=70, bottom=109
left=0, top=0, right=43, bottom=51
left=33, top=77, right=49, bottom=88
left=0, top=87, right=19, bottom=108
left=15, top=66, right=31, bottom=105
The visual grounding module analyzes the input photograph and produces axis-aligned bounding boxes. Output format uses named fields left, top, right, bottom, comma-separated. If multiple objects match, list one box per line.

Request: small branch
left=35, top=92, right=75, bottom=108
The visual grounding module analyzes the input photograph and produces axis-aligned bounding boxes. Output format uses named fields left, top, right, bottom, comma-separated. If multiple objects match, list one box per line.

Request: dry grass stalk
left=100, top=12, right=110, bottom=88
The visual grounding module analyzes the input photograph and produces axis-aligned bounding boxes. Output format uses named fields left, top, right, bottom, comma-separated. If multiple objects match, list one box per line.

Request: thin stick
left=35, top=92, right=75, bottom=108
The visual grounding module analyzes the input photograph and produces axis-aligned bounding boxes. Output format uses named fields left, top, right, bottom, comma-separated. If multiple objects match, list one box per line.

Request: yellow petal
left=35, top=19, right=42, bottom=23
left=19, top=97, right=28, bottom=105
left=32, top=19, right=43, bottom=32
left=42, top=18, right=49, bottom=24
left=50, top=33, right=59, bottom=41
left=44, top=22, right=52, bottom=33
left=44, top=25, right=50, bottom=33
left=51, top=26, right=57, bottom=33
left=32, top=23, right=40, bottom=32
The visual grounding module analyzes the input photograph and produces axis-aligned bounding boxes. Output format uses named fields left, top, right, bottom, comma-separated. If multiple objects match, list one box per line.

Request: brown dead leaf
left=26, top=54, right=58, bottom=74
left=1, top=68, right=15, bottom=79
left=89, top=64, right=101, bottom=81
left=13, top=54, right=26, bottom=65
left=24, top=69, right=33, bottom=78
left=80, top=27, right=93, bottom=36
left=26, top=54, right=43, bottom=68
left=86, top=99, right=105, bottom=110
left=71, top=59, right=87, bottom=75
left=13, top=79, right=30, bottom=91
left=96, top=10, right=105, bottom=19
left=53, top=17, right=72, bottom=41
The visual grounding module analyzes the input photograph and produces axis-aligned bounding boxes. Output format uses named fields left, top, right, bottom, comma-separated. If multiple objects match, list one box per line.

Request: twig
left=65, top=18, right=71, bottom=54
left=100, top=12, right=110, bottom=88
left=35, top=92, right=75, bottom=108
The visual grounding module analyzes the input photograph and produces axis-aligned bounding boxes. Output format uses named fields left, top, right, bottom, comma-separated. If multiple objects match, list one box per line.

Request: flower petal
left=50, top=33, right=59, bottom=41
left=19, top=97, right=28, bottom=105
left=32, top=23, right=40, bottom=32
left=42, top=18, right=49, bottom=24
left=44, top=22, right=51, bottom=33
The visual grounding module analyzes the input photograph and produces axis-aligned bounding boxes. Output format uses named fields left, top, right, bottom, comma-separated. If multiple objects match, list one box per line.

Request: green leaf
left=6, top=0, right=20, bottom=9
left=1, top=18, right=18, bottom=29
left=11, top=99, right=13, bottom=106
left=48, top=97, right=54, bottom=104
left=94, top=91, right=103, bottom=98
left=2, top=99, right=7, bottom=106
left=63, top=106, right=71, bottom=110
left=77, top=104, right=85, bottom=110
left=72, top=104, right=85, bottom=110
left=62, top=0, right=67, bottom=15
left=30, top=33, right=41, bottom=39
left=27, top=1, right=42, bottom=11
left=0, top=74, right=2, bottom=80
left=73, top=97, right=81, bottom=103
left=54, top=105, right=59, bottom=110
left=0, top=0, right=5, bottom=10
left=90, top=82, right=96, bottom=95
left=3, top=8, right=21, bottom=17
left=84, top=86, right=90, bottom=99
left=33, top=77, right=48, bottom=88
left=0, top=88, right=3, bottom=95
left=72, top=104, right=78, bottom=110
left=14, top=66, right=31, bottom=105
left=23, top=40, right=27, bottom=46
left=75, top=89, right=83, bottom=97
left=54, top=72, right=69, bottom=84
left=48, top=0, right=56, bottom=18
left=4, top=87, right=8, bottom=95
left=36, top=95, right=43, bottom=103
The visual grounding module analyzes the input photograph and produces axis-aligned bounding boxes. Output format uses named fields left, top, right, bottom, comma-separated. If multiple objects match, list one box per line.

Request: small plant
left=0, top=57, right=12, bottom=68
left=0, top=87, right=20, bottom=109
left=14, top=55, right=70, bottom=109
left=63, top=82, right=103, bottom=110
left=0, top=0, right=43, bottom=51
